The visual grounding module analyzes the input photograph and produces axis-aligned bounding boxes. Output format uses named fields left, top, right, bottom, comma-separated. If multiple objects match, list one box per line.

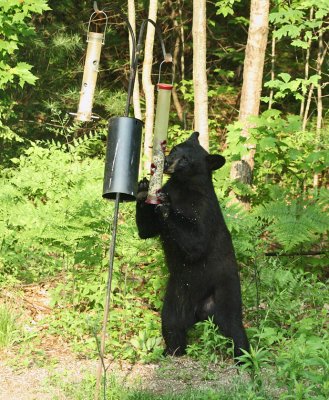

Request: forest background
left=0, top=1, right=328, bottom=399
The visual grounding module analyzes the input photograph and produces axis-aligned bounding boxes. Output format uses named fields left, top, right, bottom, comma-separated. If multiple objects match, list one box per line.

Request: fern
left=255, top=193, right=329, bottom=251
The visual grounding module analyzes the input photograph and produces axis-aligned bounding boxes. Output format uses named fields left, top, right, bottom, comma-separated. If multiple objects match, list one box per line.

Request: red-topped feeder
left=146, top=78, right=173, bottom=204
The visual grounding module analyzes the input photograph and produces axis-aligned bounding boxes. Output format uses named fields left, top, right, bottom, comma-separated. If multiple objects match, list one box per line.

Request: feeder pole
left=95, top=17, right=138, bottom=400
left=94, top=16, right=171, bottom=400
left=95, top=192, right=120, bottom=400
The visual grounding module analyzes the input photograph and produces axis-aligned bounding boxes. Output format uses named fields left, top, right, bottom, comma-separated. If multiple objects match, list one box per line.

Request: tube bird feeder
left=75, top=11, right=108, bottom=121
left=102, top=116, right=142, bottom=201
left=146, top=62, right=173, bottom=204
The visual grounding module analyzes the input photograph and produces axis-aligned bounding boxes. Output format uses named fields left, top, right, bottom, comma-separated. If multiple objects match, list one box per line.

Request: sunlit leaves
left=0, top=0, right=49, bottom=138
left=215, top=0, right=242, bottom=17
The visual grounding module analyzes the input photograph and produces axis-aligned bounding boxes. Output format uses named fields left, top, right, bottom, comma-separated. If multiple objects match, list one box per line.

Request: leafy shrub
left=0, top=133, right=328, bottom=400
left=186, top=318, right=233, bottom=364
left=216, top=111, right=329, bottom=255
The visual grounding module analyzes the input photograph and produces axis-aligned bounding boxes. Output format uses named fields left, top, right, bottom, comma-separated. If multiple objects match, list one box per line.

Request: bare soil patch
left=0, top=283, right=245, bottom=399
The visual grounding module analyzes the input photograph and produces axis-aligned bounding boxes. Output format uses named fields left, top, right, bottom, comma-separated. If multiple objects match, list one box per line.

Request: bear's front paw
left=136, top=178, right=149, bottom=202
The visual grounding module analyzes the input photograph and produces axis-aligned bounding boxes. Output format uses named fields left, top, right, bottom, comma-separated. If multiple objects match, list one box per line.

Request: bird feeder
left=146, top=61, right=173, bottom=204
left=102, top=19, right=172, bottom=203
left=102, top=116, right=142, bottom=201
left=74, top=10, right=108, bottom=121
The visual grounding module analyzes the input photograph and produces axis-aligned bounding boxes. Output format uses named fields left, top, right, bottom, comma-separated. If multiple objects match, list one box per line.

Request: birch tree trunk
left=300, top=7, right=313, bottom=118
left=128, top=0, right=142, bottom=120
left=142, top=0, right=157, bottom=171
left=172, top=34, right=184, bottom=121
left=302, top=31, right=327, bottom=131
left=179, top=0, right=185, bottom=82
left=192, top=0, right=208, bottom=150
left=314, top=27, right=323, bottom=188
left=168, top=0, right=183, bottom=122
left=268, top=33, right=275, bottom=110
left=230, top=0, right=269, bottom=207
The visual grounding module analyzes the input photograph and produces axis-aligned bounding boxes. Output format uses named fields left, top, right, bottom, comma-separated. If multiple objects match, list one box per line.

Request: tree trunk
left=268, top=33, right=275, bottom=110
left=300, top=7, right=313, bottom=118
left=172, top=34, right=184, bottom=122
left=179, top=0, right=185, bottom=82
left=168, top=0, right=184, bottom=122
left=128, top=0, right=142, bottom=120
left=314, top=27, right=324, bottom=188
left=230, top=0, right=269, bottom=207
left=142, top=0, right=157, bottom=172
left=192, top=0, right=208, bottom=150
left=302, top=33, right=327, bottom=131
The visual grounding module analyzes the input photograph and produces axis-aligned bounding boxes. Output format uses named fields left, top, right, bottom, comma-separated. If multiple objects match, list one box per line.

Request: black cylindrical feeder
left=102, top=116, right=142, bottom=201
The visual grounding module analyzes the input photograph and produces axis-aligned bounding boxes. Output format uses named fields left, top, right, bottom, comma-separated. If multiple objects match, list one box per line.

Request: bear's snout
left=164, top=156, right=178, bottom=174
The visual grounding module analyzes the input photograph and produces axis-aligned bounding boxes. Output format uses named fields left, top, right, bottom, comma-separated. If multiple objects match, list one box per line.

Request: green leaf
left=259, top=137, right=277, bottom=149
left=291, top=39, right=310, bottom=49
left=10, top=62, right=37, bottom=87
left=278, top=73, right=291, bottom=83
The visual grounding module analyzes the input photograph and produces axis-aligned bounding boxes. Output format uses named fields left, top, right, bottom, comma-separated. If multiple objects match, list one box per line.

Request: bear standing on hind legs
left=135, top=132, right=249, bottom=361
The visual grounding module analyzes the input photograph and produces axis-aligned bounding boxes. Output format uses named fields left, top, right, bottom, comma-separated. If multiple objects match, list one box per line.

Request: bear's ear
left=188, top=132, right=200, bottom=143
left=206, top=154, right=226, bottom=171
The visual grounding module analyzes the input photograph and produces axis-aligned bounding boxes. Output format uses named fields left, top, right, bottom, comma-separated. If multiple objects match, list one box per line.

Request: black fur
left=136, top=132, right=249, bottom=360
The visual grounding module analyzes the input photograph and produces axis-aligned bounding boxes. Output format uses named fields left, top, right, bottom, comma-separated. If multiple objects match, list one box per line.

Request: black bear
left=136, top=132, right=249, bottom=360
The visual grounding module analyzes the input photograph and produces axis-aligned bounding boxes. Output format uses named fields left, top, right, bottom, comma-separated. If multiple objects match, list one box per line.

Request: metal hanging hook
left=158, top=59, right=174, bottom=86
left=125, top=18, right=173, bottom=116
left=87, top=9, right=108, bottom=44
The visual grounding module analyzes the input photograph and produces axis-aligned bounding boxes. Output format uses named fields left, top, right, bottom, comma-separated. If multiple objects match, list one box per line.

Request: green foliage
left=0, top=141, right=107, bottom=281
left=276, top=334, right=329, bottom=399
left=216, top=0, right=242, bottom=18
left=264, top=73, right=320, bottom=102
left=267, top=1, right=329, bottom=108
left=0, top=0, right=50, bottom=140
left=0, top=2, right=328, bottom=399
left=47, top=370, right=274, bottom=400
left=238, top=345, right=270, bottom=389
left=0, top=303, right=19, bottom=349
left=0, top=0, right=50, bottom=89
left=0, top=139, right=166, bottom=361
left=186, top=318, right=233, bottom=363
left=255, top=192, right=329, bottom=251
left=1, top=134, right=328, bottom=398
left=220, top=110, right=329, bottom=253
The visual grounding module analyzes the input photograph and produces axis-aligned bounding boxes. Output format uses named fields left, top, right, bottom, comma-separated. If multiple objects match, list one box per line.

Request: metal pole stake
left=95, top=192, right=120, bottom=400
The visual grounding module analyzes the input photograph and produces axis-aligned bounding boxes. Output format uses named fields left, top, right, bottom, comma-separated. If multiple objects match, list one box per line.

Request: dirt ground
left=0, top=283, right=245, bottom=400
left=0, top=355, right=242, bottom=400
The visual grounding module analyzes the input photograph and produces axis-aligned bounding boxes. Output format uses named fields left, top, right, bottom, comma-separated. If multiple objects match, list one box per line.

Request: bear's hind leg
left=162, top=325, right=187, bottom=356
left=161, top=287, right=195, bottom=356
left=213, top=283, right=249, bottom=360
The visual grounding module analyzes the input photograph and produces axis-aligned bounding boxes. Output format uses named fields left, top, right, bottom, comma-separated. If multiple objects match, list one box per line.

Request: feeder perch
left=75, top=11, right=108, bottom=122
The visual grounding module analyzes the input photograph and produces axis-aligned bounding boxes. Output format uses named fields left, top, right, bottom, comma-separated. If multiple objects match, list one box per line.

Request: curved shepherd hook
left=125, top=18, right=172, bottom=117
left=95, top=13, right=172, bottom=400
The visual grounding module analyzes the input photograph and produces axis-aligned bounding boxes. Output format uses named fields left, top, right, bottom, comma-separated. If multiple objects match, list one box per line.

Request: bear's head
left=164, top=132, right=225, bottom=179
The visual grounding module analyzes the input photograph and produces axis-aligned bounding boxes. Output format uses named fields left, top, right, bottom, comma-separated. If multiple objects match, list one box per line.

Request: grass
left=1, top=141, right=328, bottom=399
left=0, top=303, right=19, bottom=349
left=47, top=369, right=275, bottom=400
